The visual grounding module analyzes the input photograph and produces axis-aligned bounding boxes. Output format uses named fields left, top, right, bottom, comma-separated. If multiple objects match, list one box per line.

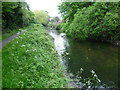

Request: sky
left=26, top=0, right=62, bottom=17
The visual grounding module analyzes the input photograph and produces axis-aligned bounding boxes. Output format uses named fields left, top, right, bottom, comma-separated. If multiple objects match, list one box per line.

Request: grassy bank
left=2, top=24, right=68, bottom=88
left=2, top=27, right=28, bottom=40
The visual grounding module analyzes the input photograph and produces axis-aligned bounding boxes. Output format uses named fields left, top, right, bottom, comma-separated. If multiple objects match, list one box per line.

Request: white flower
left=66, top=52, right=69, bottom=55
left=26, top=50, right=29, bottom=52
left=97, top=79, right=101, bottom=82
left=21, top=45, right=25, bottom=47
left=80, top=68, right=83, bottom=72
left=94, top=74, right=98, bottom=78
left=33, top=49, right=36, bottom=52
left=91, top=70, right=95, bottom=74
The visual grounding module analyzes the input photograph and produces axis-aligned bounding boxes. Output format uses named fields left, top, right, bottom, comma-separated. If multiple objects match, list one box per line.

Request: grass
left=1, top=27, right=28, bottom=41
left=2, top=24, right=68, bottom=88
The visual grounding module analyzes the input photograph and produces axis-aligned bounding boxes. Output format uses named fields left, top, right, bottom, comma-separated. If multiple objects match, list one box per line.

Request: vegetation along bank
left=58, top=2, right=120, bottom=46
left=2, top=24, right=68, bottom=88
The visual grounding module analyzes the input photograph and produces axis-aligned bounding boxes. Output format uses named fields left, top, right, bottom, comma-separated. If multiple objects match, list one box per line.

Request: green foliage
left=34, top=10, right=49, bottom=25
left=58, top=2, right=93, bottom=23
left=2, top=2, right=36, bottom=41
left=102, top=12, right=120, bottom=40
left=22, top=9, right=35, bottom=26
left=2, top=2, right=35, bottom=29
left=58, top=2, right=120, bottom=41
left=2, top=24, right=68, bottom=88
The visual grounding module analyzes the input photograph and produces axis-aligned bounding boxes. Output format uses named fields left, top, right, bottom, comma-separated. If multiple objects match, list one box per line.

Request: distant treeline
left=58, top=2, right=120, bottom=42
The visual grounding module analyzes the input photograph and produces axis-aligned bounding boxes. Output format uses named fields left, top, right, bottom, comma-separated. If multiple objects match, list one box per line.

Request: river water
left=48, top=30, right=119, bottom=88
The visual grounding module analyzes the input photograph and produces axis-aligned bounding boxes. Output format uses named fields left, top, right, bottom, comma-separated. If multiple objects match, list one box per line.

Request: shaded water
left=48, top=30, right=119, bottom=88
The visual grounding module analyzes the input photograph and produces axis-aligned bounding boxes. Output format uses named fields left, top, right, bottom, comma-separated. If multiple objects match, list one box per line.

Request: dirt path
left=0, top=29, right=27, bottom=50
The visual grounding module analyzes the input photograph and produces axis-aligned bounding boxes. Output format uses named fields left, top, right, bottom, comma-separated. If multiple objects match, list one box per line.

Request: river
left=48, top=30, right=119, bottom=88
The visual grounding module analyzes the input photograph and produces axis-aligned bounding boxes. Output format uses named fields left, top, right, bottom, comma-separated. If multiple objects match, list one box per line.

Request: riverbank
left=89, top=39, right=120, bottom=47
left=2, top=24, right=68, bottom=88
left=64, top=34, right=120, bottom=47
left=88, top=39, right=120, bottom=47
left=104, top=40, right=120, bottom=47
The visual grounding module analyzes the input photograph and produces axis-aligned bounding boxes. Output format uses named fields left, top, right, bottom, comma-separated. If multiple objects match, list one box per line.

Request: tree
left=2, top=2, right=35, bottom=30
left=34, top=10, right=49, bottom=25
left=2, top=2, right=19, bottom=29
left=58, top=2, right=120, bottom=41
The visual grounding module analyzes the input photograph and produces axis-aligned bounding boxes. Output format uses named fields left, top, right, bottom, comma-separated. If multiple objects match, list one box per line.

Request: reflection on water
left=49, top=30, right=67, bottom=55
left=48, top=30, right=119, bottom=88
left=49, top=30, right=69, bottom=64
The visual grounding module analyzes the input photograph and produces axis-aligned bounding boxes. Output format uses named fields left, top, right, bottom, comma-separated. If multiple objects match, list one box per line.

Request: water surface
left=48, top=30, right=119, bottom=88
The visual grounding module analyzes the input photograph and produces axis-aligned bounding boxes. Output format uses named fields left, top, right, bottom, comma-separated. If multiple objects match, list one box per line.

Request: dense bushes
left=58, top=2, right=120, bottom=42
left=2, top=24, right=68, bottom=88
